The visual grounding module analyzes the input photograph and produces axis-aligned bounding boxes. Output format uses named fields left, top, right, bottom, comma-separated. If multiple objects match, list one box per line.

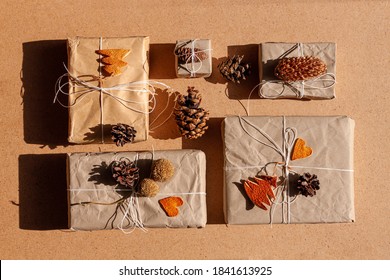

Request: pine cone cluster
left=174, top=86, right=209, bottom=139
left=112, top=160, right=139, bottom=188
left=218, top=55, right=251, bottom=83
left=296, top=173, right=320, bottom=197
left=274, top=56, right=327, bottom=82
left=175, top=46, right=208, bottom=65
left=111, top=123, right=136, bottom=147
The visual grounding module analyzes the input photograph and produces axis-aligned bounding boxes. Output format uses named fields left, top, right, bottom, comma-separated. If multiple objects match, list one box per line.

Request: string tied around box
left=53, top=64, right=171, bottom=143
left=174, top=39, right=212, bottom=77
left=257, top=42, right=336, bottom=100
left=232, top=116, right=354, bottom=224
left=69, top=149, right=207, bottom=233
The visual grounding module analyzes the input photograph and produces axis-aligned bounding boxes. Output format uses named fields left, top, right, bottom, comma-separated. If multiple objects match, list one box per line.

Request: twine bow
left=259, top=43, right=336, bottom=99
left=53, top=64, right=170, bottom=142
left=174, top=39, right=212, bottom=77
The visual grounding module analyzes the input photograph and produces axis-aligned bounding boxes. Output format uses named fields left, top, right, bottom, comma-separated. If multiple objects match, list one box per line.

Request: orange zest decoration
left=95, top=49, right=131, bottom=77
left=291, top=138, right=313, bottom=161
left=158, top=196, right=184, bottom=217
left=244, top=175, right=276, bottom=211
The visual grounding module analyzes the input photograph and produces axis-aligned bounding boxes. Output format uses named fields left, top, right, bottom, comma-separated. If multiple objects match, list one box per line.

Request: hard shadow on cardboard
left=149, top=44, right=176, bottom=79
left=204, top=57, right=228, bottom=85
left=18, top=154, right=68, bottom=230
left=182, top=117, right=224, bottom=224
left=149, top=88, right=180, bottom=140
left=22, top=40, right=69, bottom=149
left=225, top=44, right=260, bottom=100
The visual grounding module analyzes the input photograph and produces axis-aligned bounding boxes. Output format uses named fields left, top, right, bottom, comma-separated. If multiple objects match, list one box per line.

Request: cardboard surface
left=1, top=0, right=389, bottom=259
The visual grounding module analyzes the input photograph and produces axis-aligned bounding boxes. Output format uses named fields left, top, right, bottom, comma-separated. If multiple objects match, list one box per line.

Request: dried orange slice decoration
left=159, top=196, right=184, bottom=217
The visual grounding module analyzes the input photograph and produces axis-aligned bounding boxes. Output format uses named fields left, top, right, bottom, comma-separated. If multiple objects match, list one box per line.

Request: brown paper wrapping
left=222, top=116, right=355, bottom=224
left=67, top=150, right=207, bottom=230
left=175, top=39, right=212, bottom=78
left=67, top=36, right=150, bottom=143
left=259, top=42, right=336, bottom=99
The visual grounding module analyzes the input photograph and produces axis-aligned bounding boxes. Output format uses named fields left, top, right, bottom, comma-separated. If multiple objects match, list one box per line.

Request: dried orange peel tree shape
left=244, top=175, right=277, bottom=211
left=96, top=49, right=131, bottom=77
left=159, top=196, right=183, bottom=217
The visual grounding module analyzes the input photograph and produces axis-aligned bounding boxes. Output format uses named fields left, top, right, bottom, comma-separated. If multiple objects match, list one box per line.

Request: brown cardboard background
left=1, top=0, right=389, bottom=259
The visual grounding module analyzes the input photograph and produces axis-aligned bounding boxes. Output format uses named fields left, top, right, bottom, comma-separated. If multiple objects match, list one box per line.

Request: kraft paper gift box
left=67, top=150, right=207, bottom=230
left=174, top=39, right=212, bottom=78
left=222, top=116, right=355, bottom=224
left=259, top=42, right=336, bottom=99
left=66, top=36, right=150, bottom=144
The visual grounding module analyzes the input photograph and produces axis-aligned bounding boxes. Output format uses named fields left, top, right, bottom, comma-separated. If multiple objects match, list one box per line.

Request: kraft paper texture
left=67, top=150, right=207, bottom=230
left=175, top=39, right=212, bottom=78
left=259, top=42, right=336, bottom=99
left=222, top=116, right=355, bottom=224
left=67, top=36, right=150, bottom=143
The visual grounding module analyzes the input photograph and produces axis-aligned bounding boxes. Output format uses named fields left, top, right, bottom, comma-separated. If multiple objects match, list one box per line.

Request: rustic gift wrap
left=174, top=39, right=212, bottom=78
left=222, top=116, right=355, bottom=224
left=65, top=36, right=150, bottom=144
left=67, top=150, right=207, bottom=230
left=259, top=42, right=336, bottom=99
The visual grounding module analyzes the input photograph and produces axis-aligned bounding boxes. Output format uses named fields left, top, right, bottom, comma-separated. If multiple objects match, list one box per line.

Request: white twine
left=258, top=42, right=336, bottom=99
left=234, top=116, right=353, bottom=224
left=174, top=39, right=212, bottom=77
left=54, top=36, right=171, bottom=143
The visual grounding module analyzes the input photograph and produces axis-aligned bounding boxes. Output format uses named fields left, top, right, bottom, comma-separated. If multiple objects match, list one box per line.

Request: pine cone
left=175, top=46, right=208, bottom=65
left=174, top=86, right=209, bottom=139
left=111, top=123, right=136, bottom=147
left=296, top=173, right=320, bottom=197
left=111, top=160, right=139, bottom=188
left=218, top=55, right=251, bottom=83
left=274, top=56, right=327, bottom=82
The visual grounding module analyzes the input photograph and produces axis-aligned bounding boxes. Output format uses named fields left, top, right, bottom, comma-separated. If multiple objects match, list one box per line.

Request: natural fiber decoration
left=243, top=175, right=276, bottom=211
left=175, top=46, right=208, bottom=65
left=174, top=86, right=209, bottom=139
left=296, top=173, right=320, bottom=197
left=111, top=123, right=137, bottom=147
left=139, top=178, right=160, bottom=197
left=159, top=196, right=184, bottom=217
left=291, top=138, right=313, bottom=161
left=218, top=55, right=251, bottom=83
left=274, top=56, right=327, bottom=82
left=96, top=49, right=131, bottom=76
left=151, top=159, right=175, bottom=182
left=112, top=160, right=139, bottom=188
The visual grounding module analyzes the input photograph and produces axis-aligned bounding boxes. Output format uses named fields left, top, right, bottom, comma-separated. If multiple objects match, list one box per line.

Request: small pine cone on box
left=174, top=86, right=209, bottom=139
left=274, top=56, right=327, bottom=82
left=218, top=55, right=251, bottom=83
left=175, top=46, right=208, bottom=65
left=112, top=160, right=139, bottom=188
left=111, top=123, right=136, bottom=147
left=296, top=173, right=320, bottom=197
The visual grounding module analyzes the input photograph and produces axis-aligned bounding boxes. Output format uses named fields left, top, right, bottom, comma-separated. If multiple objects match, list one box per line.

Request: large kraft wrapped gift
left=67, top=150, right=207, bottom=230
left=222, top=116, right=355, bottom=224
left=259, top=42, right=336, bottom=100
left=174, top=39, right=212, bottom=78
left=67, top=36, right=150, bottom=143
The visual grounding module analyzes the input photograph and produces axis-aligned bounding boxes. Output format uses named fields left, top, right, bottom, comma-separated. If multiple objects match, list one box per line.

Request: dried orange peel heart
left=96, top=49, right=131, bottom=76
left=159, top=196, right=183, bottom=217
left=291, top=138, right=313, bottom=161
left=244, top=175, right=276, bottom=211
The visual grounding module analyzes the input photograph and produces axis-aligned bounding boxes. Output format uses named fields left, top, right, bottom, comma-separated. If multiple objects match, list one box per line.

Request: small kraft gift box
left=174, top=39, right=212, bottom=78
left=222, top=116, right=355, bottom=224
left=259, top=42, right=336, bottom=100
left=67, top=150, right=207, bottom=231
left=61, top=36, right=151, bottom=144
